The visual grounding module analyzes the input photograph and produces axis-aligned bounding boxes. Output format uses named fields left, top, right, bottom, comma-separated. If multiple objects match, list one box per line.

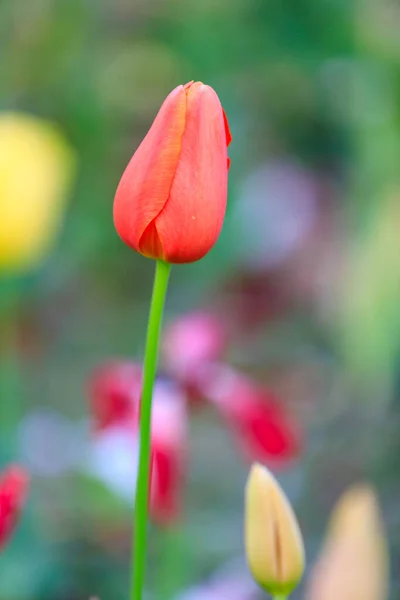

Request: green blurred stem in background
left=132, top=259, right=171, bottom=600
left=0, top=279, right=23, bottom=453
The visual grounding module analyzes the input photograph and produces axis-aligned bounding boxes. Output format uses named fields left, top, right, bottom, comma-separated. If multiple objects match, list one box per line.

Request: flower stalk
left=131, top=259, right=171, bottom=600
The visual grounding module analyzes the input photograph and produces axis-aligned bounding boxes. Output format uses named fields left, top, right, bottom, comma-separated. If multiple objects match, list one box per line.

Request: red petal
left=138, top=221, right=164, bottom=259
left=156, top=84, right=228, bottom=263
left=0, top=466, right=29, bottom=549
left=222, top=108, right=232, bottom=147
left=200, top=365, right=300, bottom=464
left=114, top=85, right=187, bottom=257
left=240, top=401, right=300, bottom=460
left=150, top=446, right=182, bottom=525
left=88, top=362, right=142, bottom=431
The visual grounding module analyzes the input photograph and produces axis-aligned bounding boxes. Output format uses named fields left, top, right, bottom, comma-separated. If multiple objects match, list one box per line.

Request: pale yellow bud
left=245, top=463, right=305, bottom=595
left=307, top=485, right=388, bottom=600
left=0, top=112, right=75, bottom=273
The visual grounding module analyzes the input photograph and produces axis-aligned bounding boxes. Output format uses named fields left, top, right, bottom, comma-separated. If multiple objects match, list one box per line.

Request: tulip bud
left=0, top=113, right=75, bottom=273
left=114, top=81, right=231, bottom=263
left=245, top=463, right=305, bottom=595
left=306, top=485, right=388, bottom=600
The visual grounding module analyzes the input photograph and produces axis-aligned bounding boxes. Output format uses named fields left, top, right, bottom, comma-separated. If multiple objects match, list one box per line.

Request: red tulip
left=114, top=81, right=231, bottom=263
left=0, top=465, right=29, bottom=549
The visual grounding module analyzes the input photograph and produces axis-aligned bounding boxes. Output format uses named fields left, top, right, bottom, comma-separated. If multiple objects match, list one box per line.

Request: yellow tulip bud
left=307, top=485, right=388, bottom=600
left=0, top=112, right=75, bottom=273
left=245, top=463, right=305, bottom=596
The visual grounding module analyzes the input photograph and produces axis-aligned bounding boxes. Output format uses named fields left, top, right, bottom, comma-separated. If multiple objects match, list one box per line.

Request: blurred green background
left=1, top=0, right=400, bottom=598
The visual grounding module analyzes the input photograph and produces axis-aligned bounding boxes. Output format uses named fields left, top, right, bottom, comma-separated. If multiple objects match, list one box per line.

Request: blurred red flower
left=150, top=393, right=187, bottom=524
left=88, top=361, right=142, bottom=431
left=88, top=369, right=187, bottom=526
left=194, top=364, right=301, bottom=465
left=0, top=465, right=29, bottom=549
left=87, top=316, right=301, bottom=524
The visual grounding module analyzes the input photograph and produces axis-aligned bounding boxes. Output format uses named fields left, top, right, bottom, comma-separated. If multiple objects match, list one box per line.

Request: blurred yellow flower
left=307, top=485, right=388, bottom=600
left=244, top=463, right=305, bottom=596
left=0, top=112, right=75, bottom=273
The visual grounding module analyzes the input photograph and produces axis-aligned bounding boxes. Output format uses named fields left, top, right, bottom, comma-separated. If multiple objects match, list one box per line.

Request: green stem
left=273, top=595, right=287, bottom=600
left=131, top=260, right=171, bottom=600
left=0, top=320, right=21, bottom=441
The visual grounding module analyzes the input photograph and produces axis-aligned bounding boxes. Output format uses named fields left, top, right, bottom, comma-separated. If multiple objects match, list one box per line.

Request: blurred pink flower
left=162, top=311, right=227, bottom=402
left=0, top=465, right=29, bottom=550
left=87, top=313, right=301, bottom=523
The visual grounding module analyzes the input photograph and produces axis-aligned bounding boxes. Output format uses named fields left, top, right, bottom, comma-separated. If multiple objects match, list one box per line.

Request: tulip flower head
left=245, top=463, right=305, bottom=596
left=114, top=81, right=231, bottom=263
left=0, top=113, right=75, bottom=272
left=0, top=465, right=29, bottom=549
left=306, top=484, right=388, bottom=600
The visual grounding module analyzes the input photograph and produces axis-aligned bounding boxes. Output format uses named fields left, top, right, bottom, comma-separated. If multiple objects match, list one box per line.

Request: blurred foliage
left=1, top=0, right=400, bottom=599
